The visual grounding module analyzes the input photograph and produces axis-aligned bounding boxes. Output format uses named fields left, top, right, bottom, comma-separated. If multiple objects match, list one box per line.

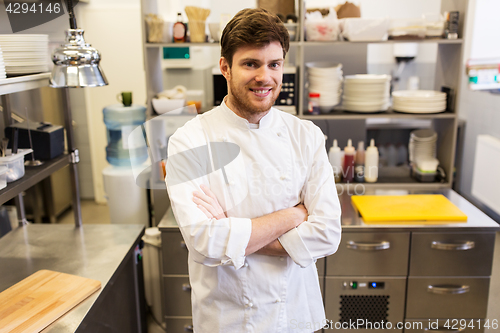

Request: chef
left=166, top=8, right=341, bottom=333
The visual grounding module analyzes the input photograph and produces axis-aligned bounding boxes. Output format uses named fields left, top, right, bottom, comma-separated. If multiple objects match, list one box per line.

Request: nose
left=255, top=66, right=271, bottom=84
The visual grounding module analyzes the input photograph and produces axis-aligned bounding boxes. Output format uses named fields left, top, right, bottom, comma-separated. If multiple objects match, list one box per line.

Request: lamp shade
left=50, top=29, right=108, bottom=88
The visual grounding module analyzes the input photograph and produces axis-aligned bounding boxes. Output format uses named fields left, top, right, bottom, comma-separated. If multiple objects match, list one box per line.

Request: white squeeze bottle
left=329, top=139, right=342, bottom=183
left=365, top=139, right=379, bottom=183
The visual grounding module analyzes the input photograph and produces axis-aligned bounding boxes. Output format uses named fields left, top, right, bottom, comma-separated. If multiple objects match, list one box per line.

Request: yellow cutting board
left=0, top=270, right=101, bottom=333
left=351, top=194, right=468, bottom=224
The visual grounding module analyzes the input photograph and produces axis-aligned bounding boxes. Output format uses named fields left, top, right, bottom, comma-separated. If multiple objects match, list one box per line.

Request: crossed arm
left=193, top=184, right=307, bottom=256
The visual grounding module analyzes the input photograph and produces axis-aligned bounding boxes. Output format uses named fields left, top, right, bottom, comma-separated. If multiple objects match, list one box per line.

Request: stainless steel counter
left=159, top=189, right=499, bottom=232
left=0, top=224, right=145, bottom=332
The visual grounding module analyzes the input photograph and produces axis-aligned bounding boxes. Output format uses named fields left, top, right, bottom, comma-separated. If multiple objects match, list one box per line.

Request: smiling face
left=220, top=41, right=284, bottom=124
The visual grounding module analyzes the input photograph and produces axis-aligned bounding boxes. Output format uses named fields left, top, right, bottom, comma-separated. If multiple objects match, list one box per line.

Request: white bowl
left=152, top=98, right=185, bottom=114
left=306, top=62, right=343, bottom=75
left=344, top=74, right=391, bottom=83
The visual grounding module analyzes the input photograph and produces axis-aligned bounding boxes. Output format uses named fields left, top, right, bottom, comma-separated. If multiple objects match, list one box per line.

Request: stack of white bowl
left=0, top=46, right=6, bottom=79
left=392, top=90, right=447, bottom=113
left=408, top=129, right=437, bottom=163
left=0, top=34, right=49, bottom=76
left=342, top=74, right=391, bottom=112
left=306, top=62, right=343, bottom=113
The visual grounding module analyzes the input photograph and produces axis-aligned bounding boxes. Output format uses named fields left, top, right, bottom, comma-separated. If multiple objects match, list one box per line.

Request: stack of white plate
left=392, top=90, right=446, bottom=113
left=306, top=62, right=343, bottom=113
left=0, top=34, right=49, bottom=75
left=342, top=74, right=391, bottom=112
left=0, top=46, right=6, bottom=79
left=409, top=129, right=437, bottom=163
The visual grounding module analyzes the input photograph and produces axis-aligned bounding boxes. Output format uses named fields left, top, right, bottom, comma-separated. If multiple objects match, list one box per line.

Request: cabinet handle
left=184, top=324, right=194, bottom=332
left=424, top=328, right=464, bottom=333
left=431, top=241, right=475, bottom=250
left=182, top=283, right=192, bottom=292
left=346, top=240, right=390, bottom=251
left=427, top=285, right=470, bottom=295
left=180, top=241, right=188, bottom=249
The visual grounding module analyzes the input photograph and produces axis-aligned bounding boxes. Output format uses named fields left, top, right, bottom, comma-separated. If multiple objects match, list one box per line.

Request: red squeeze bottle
left=343, top=139, right=356, bottom=182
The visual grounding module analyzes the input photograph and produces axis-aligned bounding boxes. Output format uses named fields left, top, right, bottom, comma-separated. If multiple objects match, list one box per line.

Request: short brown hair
left=220, top=8, right=290, bottom=68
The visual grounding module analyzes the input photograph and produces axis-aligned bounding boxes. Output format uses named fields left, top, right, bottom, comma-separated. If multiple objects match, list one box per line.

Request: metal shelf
left=302, top=39, right=463, bottom=46
left=0, top=154, right=70, bottom=206
left=299, top=110, right=456, bottom=120
left=0, top=73, right=51, bottom=96
left=145, top=41, right=301, bottom=48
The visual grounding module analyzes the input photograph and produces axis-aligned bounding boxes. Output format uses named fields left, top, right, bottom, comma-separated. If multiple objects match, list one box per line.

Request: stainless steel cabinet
left=326, top=232, right=410, bottom=276
left=158, top=223, right=496, bottom=333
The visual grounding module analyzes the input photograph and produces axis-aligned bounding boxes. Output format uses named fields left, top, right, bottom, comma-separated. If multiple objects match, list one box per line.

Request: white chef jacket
left=166, top=100, right=342, bottom=333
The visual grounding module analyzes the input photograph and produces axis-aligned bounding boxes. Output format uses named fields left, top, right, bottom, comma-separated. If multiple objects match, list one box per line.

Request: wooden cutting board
left=0, top=270, right=101, bottom=333
left=351, top=194, right=468, bottom=224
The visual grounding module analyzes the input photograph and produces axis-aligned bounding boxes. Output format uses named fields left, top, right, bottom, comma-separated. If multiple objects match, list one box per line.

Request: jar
left=308, top=92, right=320, bottom=115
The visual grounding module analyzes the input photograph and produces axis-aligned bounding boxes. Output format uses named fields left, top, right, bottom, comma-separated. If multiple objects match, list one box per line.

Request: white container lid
left=0, top=166, right=7, bottom=175
left=0, top=149, right=33, bottom=162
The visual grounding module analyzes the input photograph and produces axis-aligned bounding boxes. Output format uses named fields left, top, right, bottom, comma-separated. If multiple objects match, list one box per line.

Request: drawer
left=165, top=317, right=194, bottom=333
left=406, top=277, right=490, bottom=319
left=409, top=232, right=495, bottom=276
left=163, top=276, right=192, bottom=316
left=324, top=276, right=406, bottom=333
left=162, top=231, right=189, bottom=275
left=326, top=232, right=410, bottom=276
left=404, top=319, right=485, bottom=333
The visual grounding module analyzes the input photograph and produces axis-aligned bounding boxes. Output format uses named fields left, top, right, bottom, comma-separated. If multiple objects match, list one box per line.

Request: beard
left=228, top=76, right=281, bottom=116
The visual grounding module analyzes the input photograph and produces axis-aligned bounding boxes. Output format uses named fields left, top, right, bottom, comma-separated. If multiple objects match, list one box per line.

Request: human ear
left=219, top=57, right=231, bottom=81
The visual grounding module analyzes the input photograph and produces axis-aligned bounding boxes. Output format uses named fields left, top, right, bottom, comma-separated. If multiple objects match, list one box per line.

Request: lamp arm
left=65, top=0, right=78, bottom=29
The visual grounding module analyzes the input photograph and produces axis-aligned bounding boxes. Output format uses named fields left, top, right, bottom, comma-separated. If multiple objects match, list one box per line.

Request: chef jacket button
left=228, top=180, right=235, bottom=186
left=248, top=302, right=253, bottom=308
left=275, top=299, right=281, bottom=303
left=280, top=175, right=286, bottom=181
left=279, top=257, right=285, bottom=261
left=221, top=136, right=227, bottom=142
left=244, top=262, right=249, bottom=267
left=277, top=132, right=282, bottom=137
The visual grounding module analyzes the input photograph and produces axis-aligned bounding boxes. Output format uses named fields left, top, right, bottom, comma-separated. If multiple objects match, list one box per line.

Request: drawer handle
left=427, top=285, right=470, bottom=295
left=346, top=240, right=390, bottom=251
left=424, top=328, right=464, bottom=333
left=431, top=241, right=475, bottom=251
left=180, top=241, right=188, bottom=249
left=182, top=283, right=192, bottom=292
left=184, top=324, right=194, bottom=332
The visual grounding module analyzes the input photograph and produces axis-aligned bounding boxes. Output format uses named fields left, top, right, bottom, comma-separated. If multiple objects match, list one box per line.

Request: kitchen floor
left=58, top=201, right=500, bottom=332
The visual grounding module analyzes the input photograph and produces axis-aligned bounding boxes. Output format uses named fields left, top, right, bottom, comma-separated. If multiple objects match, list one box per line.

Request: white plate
left=393, top=105, right=446, bottom=113
left=344, top=74, right=391, bottom=83
left=343, top=102, right=390, bottom=112
left=392, top=90, right=446, bottom=99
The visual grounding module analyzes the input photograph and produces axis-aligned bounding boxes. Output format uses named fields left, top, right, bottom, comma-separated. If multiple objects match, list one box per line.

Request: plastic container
left=0, top=149, right=33, bottom=183
left=365, top=139, right=379, bottom=183
left=389, top=19, right=426, bottom=40
left=340, top=18, right=390, bottom=41
left=0, top=166, right=8, bottom=190
left=308, top=92, right=321, bottom=115
left=343, top=139, right=356, bottom=182
left=354, top=141, right=365, bottom=182
left=142, top=227, right=163, bottom=327
left=103, top=103, right=148, bottom=166
left=329, top=139, right=342, bottom=183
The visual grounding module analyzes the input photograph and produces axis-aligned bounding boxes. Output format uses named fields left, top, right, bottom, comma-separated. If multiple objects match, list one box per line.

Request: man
left=166, top=8, right=341, bottom=333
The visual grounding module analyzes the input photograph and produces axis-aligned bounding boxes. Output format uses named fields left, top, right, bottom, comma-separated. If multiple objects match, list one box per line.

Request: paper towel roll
left=103, top=166, right=148, bottom=225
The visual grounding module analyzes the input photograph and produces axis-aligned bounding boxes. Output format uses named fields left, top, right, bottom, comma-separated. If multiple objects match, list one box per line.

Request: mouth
left=249, top=87, right=272, bottom=97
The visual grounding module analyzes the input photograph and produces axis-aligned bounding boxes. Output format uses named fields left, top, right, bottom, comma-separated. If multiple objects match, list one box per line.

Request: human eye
left=270, top=62, right=281, bottom=69
left=244, top=62, right=256, bottom=68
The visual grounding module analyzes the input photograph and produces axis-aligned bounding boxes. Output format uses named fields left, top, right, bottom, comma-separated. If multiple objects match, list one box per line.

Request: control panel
left=342, top=281, right=386, bottom=290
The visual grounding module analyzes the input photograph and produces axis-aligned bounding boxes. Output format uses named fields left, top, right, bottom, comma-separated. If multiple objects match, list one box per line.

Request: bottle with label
left=343, top=139, right=356, bottom=183
left=354, top=141, right=365, bottom=182
left=365, top=139, right=379, bottom=183
left=308, top=92, right=320, bottom=115
left=329, top=139, right=342, bottom=183
left=173, top=12, right=186, bottom=43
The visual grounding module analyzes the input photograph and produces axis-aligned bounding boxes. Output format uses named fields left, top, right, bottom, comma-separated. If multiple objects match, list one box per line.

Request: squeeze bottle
left=343, top=139, right=356, bottom=182
left=329, top=139, right=342, bottom=183
left=365, top=139, right=379, bottom=183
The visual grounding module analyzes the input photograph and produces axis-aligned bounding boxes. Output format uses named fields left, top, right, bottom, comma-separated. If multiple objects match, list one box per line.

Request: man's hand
left=193, top=184, right=227, bottom=220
